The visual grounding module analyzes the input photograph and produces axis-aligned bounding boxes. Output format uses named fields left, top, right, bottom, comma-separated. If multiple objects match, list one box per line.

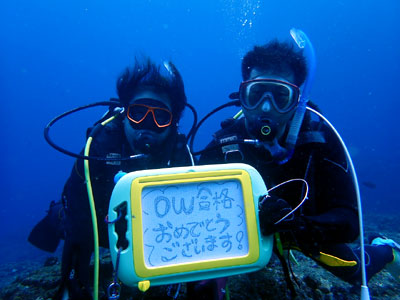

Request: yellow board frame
left=130, top=169, right=259, bottom=277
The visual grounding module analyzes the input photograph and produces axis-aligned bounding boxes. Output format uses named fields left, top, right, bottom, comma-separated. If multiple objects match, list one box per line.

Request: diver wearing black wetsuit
left=198, top=113, right=392, bottom=285
left=187, top=38, right=395, bottom=299
left=57, top=118, right=192, bottom=299
left=29, top=58, right=194, bottom=300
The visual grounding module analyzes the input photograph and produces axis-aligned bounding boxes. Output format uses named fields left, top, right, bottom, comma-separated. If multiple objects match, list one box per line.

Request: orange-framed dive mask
left=127, top=103, right=173, bottom=128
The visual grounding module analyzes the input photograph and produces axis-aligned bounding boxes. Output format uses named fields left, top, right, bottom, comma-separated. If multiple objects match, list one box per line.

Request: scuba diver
left=191, top=38, right=400, bottom=298
left=29, top=58, right=194, bottom=299
left=28, top=38, right=399, bottom=300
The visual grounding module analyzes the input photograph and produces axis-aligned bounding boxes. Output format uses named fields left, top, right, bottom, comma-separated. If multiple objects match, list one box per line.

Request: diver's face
left=123, top=90, right=173, bottom=154
left=242, top=68, right=297, bottom=141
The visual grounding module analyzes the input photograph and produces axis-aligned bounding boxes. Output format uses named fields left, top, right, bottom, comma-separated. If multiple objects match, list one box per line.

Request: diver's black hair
left=242, top=40, right=307, bottom=86
left=116, top=57, right=187, bottom=122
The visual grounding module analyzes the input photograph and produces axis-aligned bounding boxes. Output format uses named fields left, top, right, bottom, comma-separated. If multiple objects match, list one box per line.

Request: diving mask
left=239, top=79, right=300, bottom=113
left=127, top=102, right=172, bottom=128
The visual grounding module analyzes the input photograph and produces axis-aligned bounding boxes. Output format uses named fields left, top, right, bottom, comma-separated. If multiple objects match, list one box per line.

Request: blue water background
left=1, top=0, right=399, bottom=264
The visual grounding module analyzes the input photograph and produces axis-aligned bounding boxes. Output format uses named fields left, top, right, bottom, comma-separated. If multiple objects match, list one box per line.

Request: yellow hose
left=83, top=113, right=120, bottom=300
left=84, top=137, right=99, bottom=300
left=233, top=110, right=243, bottom=119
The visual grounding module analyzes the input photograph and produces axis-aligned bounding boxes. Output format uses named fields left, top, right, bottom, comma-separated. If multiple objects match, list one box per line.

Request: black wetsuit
left=57, top=118, right=193, bottom=299
left=198, top=111, right=393, bottom=285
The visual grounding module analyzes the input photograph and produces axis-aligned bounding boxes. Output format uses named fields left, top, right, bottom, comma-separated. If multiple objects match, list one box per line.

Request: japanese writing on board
left=141, top=180, right=250, bottom=267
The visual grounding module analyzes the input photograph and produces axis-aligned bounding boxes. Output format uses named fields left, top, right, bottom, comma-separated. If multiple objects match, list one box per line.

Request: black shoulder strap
left=297, top=130, right=326, bottom=146
left=296, top=109, right=326, bottom=146
left=170, top=133, right=193, bottom=166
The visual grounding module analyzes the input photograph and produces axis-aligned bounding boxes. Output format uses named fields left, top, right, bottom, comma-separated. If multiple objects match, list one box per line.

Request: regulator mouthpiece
left=261, top=125, right=272, bottom=136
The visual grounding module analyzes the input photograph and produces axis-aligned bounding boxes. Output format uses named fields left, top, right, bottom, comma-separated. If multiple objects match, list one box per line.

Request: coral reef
left=1, top=214, right=399, bottom=300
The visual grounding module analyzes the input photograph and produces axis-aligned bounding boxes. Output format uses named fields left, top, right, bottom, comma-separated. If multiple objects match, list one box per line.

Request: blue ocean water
left=0, top=0, right=399, bottom=266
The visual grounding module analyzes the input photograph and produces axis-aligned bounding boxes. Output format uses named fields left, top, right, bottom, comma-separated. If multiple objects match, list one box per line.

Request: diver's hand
left=258, top=194, right=295, bottom=235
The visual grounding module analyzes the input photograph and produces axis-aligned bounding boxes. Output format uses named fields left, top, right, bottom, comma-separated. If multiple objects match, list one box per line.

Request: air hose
left=84, top=112, right=121, bottom=300
left=307, top=107, right=370, bottom=300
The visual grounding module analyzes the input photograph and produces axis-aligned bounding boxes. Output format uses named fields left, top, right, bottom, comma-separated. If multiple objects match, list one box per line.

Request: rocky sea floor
left=0, top=214, right=399, bottom=300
